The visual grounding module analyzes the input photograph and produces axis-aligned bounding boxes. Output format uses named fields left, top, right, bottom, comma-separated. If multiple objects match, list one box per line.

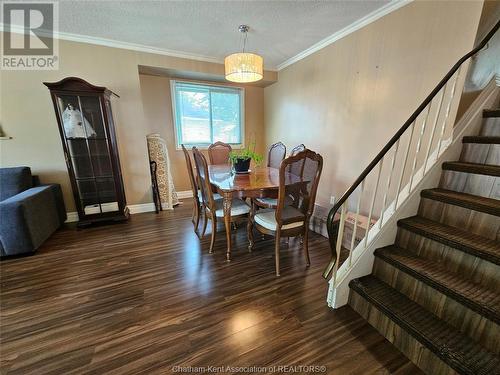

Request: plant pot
left=233, top=157, right=251, bottom=173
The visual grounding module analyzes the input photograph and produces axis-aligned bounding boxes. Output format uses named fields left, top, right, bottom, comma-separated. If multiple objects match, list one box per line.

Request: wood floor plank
left=0, top=202, right=421, bottom=374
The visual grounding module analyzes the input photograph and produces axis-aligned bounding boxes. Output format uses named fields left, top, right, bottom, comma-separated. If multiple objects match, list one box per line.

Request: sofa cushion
left=0, top=167, right=32, bottom=201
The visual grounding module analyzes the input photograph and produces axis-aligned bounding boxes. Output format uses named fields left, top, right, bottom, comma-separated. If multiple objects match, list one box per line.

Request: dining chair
left=208, top=141, right=232, bottom=165
left=267, top=142, right=286, bottom=168
left=248, top=149, right=323, bottom=276
left=181, top=144, right=203, bottom=233
left=254, top=142, right=288, bottom=209
left=192, top=147, right=250, bottom=253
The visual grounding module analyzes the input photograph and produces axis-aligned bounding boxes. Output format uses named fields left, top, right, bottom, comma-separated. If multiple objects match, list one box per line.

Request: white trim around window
left=171, top=80, right=245, bottom=150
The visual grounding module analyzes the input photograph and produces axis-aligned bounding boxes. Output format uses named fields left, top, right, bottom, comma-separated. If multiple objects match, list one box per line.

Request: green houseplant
left=229, top=141, right=263, bottom=173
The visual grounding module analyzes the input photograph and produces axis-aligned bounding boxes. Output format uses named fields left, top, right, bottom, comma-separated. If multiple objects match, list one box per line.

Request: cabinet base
left=76, top=207, right=130, bottom=228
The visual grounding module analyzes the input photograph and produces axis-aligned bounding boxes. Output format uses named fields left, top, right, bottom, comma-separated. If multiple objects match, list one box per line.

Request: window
left=171, top=81, right=244, bottom=148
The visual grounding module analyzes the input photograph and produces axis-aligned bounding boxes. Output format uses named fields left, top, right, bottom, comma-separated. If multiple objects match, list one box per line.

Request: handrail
left=323, top=19, right=500, bottom=279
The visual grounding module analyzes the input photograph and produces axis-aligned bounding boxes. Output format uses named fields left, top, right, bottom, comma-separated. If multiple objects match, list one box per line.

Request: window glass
left=172, top=81, right=243, bottom=147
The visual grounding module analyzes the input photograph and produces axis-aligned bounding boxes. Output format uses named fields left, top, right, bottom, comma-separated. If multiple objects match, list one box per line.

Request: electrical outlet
left=330, top=196, right=336, bottom=205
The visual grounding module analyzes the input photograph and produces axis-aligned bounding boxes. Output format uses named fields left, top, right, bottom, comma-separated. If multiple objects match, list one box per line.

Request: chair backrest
left=181, top=144, right=198, bottom=199
left=267, top=142, right=286, bottom=168
left=208, top=141, right=232, bottom=165
left=276, top=149, right=323, bottom=226
left=192, top=147, right=216, bottom=211
left=290, top=144, right=306, bottom=156
left=288, top=144, right=306, bottom=176
left=0, top=166, right=32, bottom=201
left=288, top=143, right=306, bottom=176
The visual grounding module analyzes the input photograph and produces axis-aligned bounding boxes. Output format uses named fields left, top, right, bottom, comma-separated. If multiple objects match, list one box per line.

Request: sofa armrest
left=0, top=186, right=63, bottom=256
left=41, top=184, right=67, bottom=224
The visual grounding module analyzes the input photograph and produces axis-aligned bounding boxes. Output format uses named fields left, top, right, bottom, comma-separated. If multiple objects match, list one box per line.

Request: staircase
left=348, top=109, right=500, bottom=374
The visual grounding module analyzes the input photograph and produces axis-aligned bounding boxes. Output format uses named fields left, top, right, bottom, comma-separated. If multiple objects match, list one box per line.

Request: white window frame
left=171, top=80, right=245, bottom=150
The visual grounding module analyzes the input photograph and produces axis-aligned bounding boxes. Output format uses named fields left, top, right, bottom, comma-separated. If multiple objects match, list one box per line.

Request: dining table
left=207, top=165, right=303, bottom=261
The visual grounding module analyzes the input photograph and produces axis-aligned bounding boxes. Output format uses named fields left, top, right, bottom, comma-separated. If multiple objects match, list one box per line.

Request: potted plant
left=229, top=141, right=263, bottom=173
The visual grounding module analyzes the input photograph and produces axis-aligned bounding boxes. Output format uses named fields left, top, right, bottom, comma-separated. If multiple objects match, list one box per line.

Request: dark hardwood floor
left=0, top=201, right=421, bottom=374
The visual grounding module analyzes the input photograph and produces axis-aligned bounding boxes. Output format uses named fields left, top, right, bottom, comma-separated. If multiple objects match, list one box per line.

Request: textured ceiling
left=58, top=0, right=391, bottom=69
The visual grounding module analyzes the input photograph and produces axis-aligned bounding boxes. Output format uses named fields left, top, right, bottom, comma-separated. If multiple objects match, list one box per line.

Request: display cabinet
left=44, top=77, right=129, bottom=226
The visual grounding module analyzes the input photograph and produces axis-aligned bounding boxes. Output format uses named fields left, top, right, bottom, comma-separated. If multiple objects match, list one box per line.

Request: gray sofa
left=0, top=167, right=66, bottom=256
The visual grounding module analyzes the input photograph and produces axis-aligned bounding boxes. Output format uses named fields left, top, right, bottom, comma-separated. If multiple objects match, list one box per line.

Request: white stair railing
left=323, top=20, right=499, bottom=282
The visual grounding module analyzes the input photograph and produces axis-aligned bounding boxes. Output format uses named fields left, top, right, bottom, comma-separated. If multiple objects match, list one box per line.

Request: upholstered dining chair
left=208, top=141, right=232, bottom=165
left=181, top=144, right=203, bottom=233
left=267, top=142, right=286, bottom=168
left=253, top=142, right=288, bottom=209
left=192, top=147, right=250, bottom=253
left=248, top=149, right=323, bottom=276
left=182, top=145, right=223, bottom=235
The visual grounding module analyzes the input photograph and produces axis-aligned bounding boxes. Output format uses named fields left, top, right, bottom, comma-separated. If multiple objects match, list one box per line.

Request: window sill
left=176, top=143, right=245, bottom=151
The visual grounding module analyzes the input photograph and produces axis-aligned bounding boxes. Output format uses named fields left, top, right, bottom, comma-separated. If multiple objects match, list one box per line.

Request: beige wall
left=264, top=0, right=483, bottom=209
left=139, top=74, right=265, bottom=192
left=0, top=38, right=269, bottom=211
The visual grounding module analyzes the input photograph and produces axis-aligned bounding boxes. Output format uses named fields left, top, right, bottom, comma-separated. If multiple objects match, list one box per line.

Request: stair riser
left=396, top=227, right=500, bottom=289
left=460, top=143, right=500, bottom=165
left=439, top=170, right=499, bottom=199
left=348, top=291, right=456, bottom=375
left=480, top=117, right=500, bottom=137
left=418, top=197, right=500, bottom=240
left=373, top=258, right=500, bottom=354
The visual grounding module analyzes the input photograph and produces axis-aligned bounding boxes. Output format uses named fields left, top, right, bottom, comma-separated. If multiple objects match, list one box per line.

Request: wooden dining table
left=208, top=165, right=303, bottom=261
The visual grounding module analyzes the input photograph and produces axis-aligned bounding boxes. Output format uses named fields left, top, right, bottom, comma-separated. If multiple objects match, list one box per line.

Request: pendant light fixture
left=225, top=25, right=263, bottom=83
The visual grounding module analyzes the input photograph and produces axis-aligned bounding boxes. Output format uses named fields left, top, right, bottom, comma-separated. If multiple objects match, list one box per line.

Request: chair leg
left=303, top=226, right=310, bottom=266
left=201, top=206, right=208, bottom=236
left=209, top=216, right=217, bottom=254
left=248, top=201, right=255, bottom=252
left=275, top=230, right=281, bottom=276
left=193, top=202, right=200, bottom=231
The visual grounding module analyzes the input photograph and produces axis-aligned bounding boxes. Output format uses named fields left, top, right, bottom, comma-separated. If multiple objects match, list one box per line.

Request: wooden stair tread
left=442, top=161, right=500, bottom=177
left=462, top=136, right=500, bottom=144
left=375, top=245, right=500, bottom=324
left=398, top=216, right=500, bottom=265
left=350, top=276, right=500, bottom=375
left=421, top=188, right=500, bottom=216
left=483, top=109, right=500, bottom=118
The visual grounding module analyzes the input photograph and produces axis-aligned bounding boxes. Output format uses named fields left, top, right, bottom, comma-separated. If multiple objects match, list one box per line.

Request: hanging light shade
left=225, top=25, right=263, bottom=83
left=225, top=53, right=263, bottom=83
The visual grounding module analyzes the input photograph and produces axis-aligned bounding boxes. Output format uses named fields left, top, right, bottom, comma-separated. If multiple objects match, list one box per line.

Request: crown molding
left=0, top=23, right=226, bottom=65
left=276, top=0, right=412, bottom=70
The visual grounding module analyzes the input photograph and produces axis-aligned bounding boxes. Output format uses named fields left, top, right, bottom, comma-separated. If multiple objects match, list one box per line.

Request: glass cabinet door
left=56, top=94, right=118, bottom=215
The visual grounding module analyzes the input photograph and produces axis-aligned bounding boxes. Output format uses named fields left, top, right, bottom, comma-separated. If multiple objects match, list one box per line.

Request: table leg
left=223, top=193, right=232, bottom=261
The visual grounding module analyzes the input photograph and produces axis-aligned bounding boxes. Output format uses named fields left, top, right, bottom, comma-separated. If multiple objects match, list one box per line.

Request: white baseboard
left=65, top=212, right=79, bottom=223
left=128, top=202, right=161, bottom=214
left=177, top=190, right=193, bottom=199
left=64, top=190, right=192, bottom=223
